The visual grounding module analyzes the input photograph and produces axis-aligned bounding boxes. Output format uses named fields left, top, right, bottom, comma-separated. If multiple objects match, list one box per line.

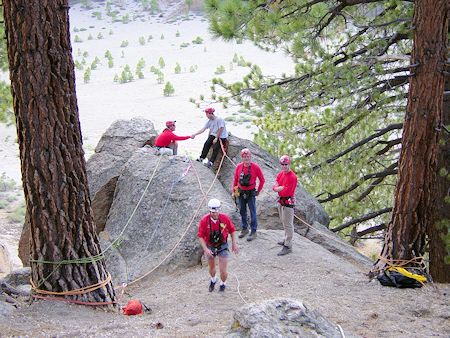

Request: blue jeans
left=239, top=190, right=257, bottom=232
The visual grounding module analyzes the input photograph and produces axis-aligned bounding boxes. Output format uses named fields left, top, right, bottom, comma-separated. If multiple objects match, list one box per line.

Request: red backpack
left=122, top=300, right=143, bottom=315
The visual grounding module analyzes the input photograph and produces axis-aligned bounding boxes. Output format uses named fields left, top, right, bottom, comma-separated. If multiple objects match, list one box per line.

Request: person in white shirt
left=191, top=107, right=229, bottom=168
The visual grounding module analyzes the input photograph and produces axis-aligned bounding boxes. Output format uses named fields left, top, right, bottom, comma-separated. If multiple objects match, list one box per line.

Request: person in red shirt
left=154, top=120, right=193, bottom=155
left=272, top=155, right=298, bottom=256
left=232, top=148, right=265, bottom=241
left=198, top=198, right=239, bottom=292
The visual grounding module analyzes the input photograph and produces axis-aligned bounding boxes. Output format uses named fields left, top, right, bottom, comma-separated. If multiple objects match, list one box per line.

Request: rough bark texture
left=374, top=0, right=448, bottom=272
left=3, top=0, right=115, bottom=303
left=428, top=58, right=450, bottom=282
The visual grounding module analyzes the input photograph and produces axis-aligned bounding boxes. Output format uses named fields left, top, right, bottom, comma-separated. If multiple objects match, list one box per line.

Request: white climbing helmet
left=208, top=198, right=221, bottom=211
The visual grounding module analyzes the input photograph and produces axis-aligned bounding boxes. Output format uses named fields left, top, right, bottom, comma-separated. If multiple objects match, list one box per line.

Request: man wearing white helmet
left=198, top=198, right=239, bottom=292
left=232, top=148, right=265, bottom=241
left=273, top=155, right=298, bottom=256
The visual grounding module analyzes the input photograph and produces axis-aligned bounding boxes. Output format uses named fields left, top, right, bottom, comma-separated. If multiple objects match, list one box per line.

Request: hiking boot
left=238, top=228, right=249, bottom=238
left=247, top=231, right=257, bottom=241
left=219, top=284, right=226, bottom=292
left=277, top=245, right=292, bottom=256
left=209, top=280, right=216, bottom=292
left=277, top=240, right=285, bottom=246
left=205, top=161, right=213, bottom=169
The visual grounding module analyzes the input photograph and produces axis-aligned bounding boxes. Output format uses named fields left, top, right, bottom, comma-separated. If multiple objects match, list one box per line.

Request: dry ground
left=0, top=230, right=448, bottom=338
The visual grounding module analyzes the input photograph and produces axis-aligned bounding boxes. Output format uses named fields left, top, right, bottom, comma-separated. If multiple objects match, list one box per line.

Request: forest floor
left=0, top=229, right=448, bottom=338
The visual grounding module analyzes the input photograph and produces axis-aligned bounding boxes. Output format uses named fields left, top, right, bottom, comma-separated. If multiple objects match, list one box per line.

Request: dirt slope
left=0, top=229, right=449, bottom=337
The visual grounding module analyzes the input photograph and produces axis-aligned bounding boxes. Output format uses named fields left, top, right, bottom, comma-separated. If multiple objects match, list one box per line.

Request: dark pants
left=200, top=135, right=227, bottom=164
left=239, top=190, right=257, bottom=232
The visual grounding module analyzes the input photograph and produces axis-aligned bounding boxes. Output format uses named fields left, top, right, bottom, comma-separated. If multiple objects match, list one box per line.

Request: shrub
left=158, top=57, right=165, bottom=69
left=176, top=30, right=180, bottom=37
left=83, top=67, right=91, bottom=83
left=97, top=32, right=103, bottom=39
left=108, top=58, right=114, bottom=68
left=122, top=14, right=130, bottom=24
left=138, top=36, right=146, bottom=45
left=192, top=36, right=203, bottom=44
left=120, top=40, right=129, bottom=48
left=119, top=65, right=134, bottom=83
left=160, top=33, right=164, bottom=40
left=163, top=82, right=175, bottom=96
left=215, top=65, right=226, bottom=75
left=7, top=202, right=25, bottom=223
left=174, top=62, right=181, bottom=74
left=0, top=173, right=16, bottom=192
left=74, top=35, right=83, bottom=43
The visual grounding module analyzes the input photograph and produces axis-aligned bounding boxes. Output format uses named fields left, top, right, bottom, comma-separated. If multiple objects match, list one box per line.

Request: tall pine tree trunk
left=373, top=0, right=448, bottom=274
left=428, top=61, right=450, bottom=282
left=3, top=1, right=115, bottom=303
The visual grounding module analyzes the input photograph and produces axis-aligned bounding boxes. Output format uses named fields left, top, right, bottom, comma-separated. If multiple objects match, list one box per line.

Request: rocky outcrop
left=100, top=148, right=238, bottom=283
left=87, top=118, right=157, bottom=233
left=226, top=298, right=343, bottom=338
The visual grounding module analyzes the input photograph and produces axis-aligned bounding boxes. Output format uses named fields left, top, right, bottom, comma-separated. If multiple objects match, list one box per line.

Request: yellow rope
left=32, top=273, right=112, bottom=296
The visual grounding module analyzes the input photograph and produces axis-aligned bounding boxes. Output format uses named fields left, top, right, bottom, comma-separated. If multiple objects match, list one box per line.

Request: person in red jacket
left=232, top=148, right=265, bottom=241
left=198, top=198, right=239, bottom=292
left=273, top=155, right=298, bottom=256
left=154, top=120, right=193, bottom=155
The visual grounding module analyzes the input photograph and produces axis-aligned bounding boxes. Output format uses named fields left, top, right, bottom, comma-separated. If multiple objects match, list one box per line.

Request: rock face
left=87, top=118, right=157, bottom=233
left=99, top=148, right=238, bottom=283
left=226, top=298, right=342, bottom=338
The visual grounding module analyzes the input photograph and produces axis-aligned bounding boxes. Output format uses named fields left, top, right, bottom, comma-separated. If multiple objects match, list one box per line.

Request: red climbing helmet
left=204, top=107, right=215, bottom=114
left=240, top=148, right=251, bottom=157
left=166, top=120, right=176, bottom=128
left=279, top=155, right=291, bottom=165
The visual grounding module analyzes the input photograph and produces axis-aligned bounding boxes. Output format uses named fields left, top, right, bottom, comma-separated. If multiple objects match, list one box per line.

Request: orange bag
left=122, top=300, right=143, bottom=315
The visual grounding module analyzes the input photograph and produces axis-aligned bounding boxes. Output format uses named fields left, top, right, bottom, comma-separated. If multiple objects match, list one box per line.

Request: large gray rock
left=87, top=118, right=157, bottom=232
left=226, top=298, right=343, bottom=338
left=100, top=148, right=238, bottom=283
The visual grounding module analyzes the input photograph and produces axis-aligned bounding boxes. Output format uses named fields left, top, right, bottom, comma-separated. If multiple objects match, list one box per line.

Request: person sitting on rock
left=232, top=148, right=265, bottom=242
left=198, top=198, right=239, bottom=292
left=191, top=107, right=229, bottom=168
left=154, top=120, right=193, bottom=155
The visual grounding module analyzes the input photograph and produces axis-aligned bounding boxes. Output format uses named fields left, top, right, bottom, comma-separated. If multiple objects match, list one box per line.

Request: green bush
left=0, top=173, right=16, bottom=192
left=139, top=36, right=146, bottom=45
left=120, top=40, right=129, bottom=48
left=8, top=202, right=25, bottom=223
left=83, top=67, right=91, bottom=83
left=215, top=65, right=226, bottom=75
left=158, top=57, right=165, bottom=69
left=163, top=82, right=175, bottom=96
left=97, top=32, right=104, bottom=40
left=174, top=62, right=181, bottom=74
left=192, top=36, right=203, bottom=44
left=74, top=35, right=83, bottom=43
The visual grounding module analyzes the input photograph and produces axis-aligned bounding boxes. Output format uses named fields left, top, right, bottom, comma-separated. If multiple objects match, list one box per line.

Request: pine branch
left=313, top=123, right=403, bottom=170
left=317, top=167, right=398, bottom=203
left=355, top=223, right=387, bottom=237
left=356, top=162, right=398, bottom=201
left=331, top=208, right=392, bottom=232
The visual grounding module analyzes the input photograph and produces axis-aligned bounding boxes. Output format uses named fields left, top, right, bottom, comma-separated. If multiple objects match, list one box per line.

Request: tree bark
left=428, top=53, right=450, bottom=282
left=373, top=0, right=448, bottom=274
left=3, top=1, right=115, bottom=303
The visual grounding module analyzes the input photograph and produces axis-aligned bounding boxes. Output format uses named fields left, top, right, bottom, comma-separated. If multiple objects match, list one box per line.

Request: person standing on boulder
left=154, top=120, right=193, bottom=155
left=232, top=148, right=265, bottom=242
left=273, top=155, right=298, bottom=256
left=191, top=107, right=229, bottom=168
left=198, top=198, right=239, bottom=292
